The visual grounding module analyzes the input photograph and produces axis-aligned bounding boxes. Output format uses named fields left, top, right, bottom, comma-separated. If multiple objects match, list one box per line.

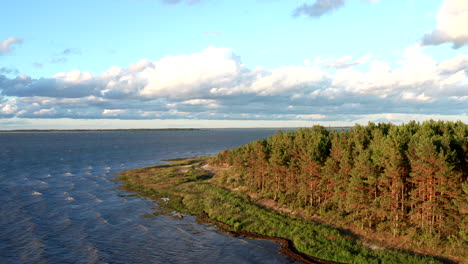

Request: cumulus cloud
left=33, top=108, right=57, bottom=116
left=0, top=73, right=99, bottom=98
left=0, top=46, right=466, bottom=121
left=182, top=99, right=216, bottom=105
left=0, top=99, right=18, bottom=116
left=139, top=47, right=244, bottom=99
left=54, top=70, right=93, bottom=83
left=422, top=0, right=468, bottom=48
left=103, top=109, right=126, bottom=117
left=293, top=0, right=345, bottom=18
left=0, top=37, right=23, bottom=55
left=248, top=66, right=327, bottom=95
left=438, top=54, right=468, bottom=73
left=128, top=59, right=153, bottom=73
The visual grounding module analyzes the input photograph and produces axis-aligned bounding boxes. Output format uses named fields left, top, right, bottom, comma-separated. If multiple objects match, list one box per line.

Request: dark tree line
left=211, top=121, right=467, bottom=240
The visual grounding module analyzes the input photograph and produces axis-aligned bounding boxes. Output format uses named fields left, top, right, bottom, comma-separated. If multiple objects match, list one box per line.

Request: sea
left=0, top=129, right=300, bottom=264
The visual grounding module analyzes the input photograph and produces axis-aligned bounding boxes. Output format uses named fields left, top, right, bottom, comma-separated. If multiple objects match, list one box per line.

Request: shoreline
left=118, top=157, right=453, bottom=264
left=119, top=157, right=340, bottom=264
left=198, top=211, right=340, bottom=264
left=0, top=127, right=351, bottom=133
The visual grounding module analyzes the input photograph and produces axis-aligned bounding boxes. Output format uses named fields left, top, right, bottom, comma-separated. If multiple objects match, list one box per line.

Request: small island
left=119, top=121, right=467, bottom=264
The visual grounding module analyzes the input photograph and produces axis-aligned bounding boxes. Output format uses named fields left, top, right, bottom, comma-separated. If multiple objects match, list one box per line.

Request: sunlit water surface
left=0, top=130, right=300, bottom=264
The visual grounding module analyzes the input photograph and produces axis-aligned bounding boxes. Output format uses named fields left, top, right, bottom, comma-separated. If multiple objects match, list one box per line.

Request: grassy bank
left=118, top=157, right=451, bottom=264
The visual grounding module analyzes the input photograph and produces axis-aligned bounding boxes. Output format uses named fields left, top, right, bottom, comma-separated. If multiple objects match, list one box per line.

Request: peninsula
left=119, top=121, right=466, bottom=264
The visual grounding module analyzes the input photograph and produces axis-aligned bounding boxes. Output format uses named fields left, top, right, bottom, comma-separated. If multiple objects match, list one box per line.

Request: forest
left=211, top=120, right=467, bottom=258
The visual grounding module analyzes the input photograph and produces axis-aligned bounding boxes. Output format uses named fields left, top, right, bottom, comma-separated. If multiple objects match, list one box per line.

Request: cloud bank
left=0, top=46, right=466, bottom=123
left=422, top=0, right=468, bottom=49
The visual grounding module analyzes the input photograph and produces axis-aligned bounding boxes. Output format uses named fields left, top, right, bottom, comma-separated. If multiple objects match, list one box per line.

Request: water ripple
left=0, top=130, right=298, bottom=264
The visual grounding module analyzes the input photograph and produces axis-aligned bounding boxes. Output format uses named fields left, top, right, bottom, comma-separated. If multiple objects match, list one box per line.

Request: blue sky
left=0, top=0, right=467, bottom=128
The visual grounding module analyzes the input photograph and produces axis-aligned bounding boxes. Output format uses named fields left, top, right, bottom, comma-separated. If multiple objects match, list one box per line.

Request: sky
left=0, top=0, right=467, bottom=129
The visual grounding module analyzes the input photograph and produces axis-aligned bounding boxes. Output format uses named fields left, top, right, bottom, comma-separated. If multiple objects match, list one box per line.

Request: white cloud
left=140, top=47, right=243, bottom=99
left=332, top=45, right=450, bottom=97
left=19, top=96, right=108, bottom=108
left=33, top=108, right=57, bottom=116
left=249, top=66, right=327, bottom=95
left=0, top=37, right=22, bottom=55
left=54, top=70, right=93, bottom=83
left=422, top=0, right=468, bottom=48
left=0, top=99, right=18, bottom=115
left=101, top=66, right=123, bottom=79
left=182, top=99, right=216, bottom=105
left=438, top=54, right=468, bottom=73
left=0, top=46, right=466, bottom=122
left=401, top=92, right=434, bottom=103
left=102, top=109, right=126, bottom=116
left=128, top=59, right=153, bottom=73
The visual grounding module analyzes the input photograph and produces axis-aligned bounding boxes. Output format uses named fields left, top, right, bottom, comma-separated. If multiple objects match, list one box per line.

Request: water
left=0, top=130, right=299, bottom=264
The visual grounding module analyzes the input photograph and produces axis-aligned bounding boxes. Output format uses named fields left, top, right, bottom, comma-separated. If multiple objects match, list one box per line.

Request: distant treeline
left=211, top=120, right=467, bottom=243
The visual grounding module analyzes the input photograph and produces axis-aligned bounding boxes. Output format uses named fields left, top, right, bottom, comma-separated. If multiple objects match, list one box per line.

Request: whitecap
left=87, top=165, right=93, bottom=170
left=32, top=191, right=42, bottom=196
left=104, top=166, right=111, bottom=171
left=63, top=172, right=74, bottom=176
left=65, top=196, right=74, bottom=201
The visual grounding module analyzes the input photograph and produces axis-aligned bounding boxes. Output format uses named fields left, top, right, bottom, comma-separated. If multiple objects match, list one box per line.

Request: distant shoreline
left=0, top=127, right=351, bottom=133
left=0, top=128, right=203, bottom=133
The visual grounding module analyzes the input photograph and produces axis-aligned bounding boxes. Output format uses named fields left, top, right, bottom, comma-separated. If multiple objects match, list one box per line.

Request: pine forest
left=211, top=120, right=467, bottom=257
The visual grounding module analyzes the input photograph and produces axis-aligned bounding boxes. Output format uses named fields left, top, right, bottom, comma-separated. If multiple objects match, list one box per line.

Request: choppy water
left=0, top=130, right=299, bottom=264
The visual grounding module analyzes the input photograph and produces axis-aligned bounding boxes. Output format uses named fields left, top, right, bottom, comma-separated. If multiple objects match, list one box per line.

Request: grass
left=117, top=157, right=453, bottom=264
